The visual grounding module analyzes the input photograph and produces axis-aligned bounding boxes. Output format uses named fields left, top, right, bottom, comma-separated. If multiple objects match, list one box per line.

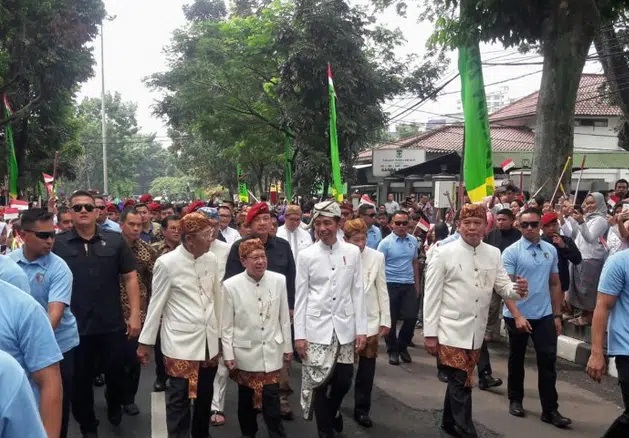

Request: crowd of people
left=0, top=180, right=627, bottom=438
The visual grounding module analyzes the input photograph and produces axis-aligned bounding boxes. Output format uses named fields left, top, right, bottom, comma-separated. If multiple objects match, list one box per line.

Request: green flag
left=459, top=45, right=494, bottom=203
left=328, top=64, right=343, bottom=202
left=3, top=94, right=18, bottom=200
left=284, top=133, right=293, bottom=202
left=236, top=163, right=249, bottom=203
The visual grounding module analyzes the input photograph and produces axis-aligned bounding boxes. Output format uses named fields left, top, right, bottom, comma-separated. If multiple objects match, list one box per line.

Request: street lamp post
left=100, top=14, right=116, bottom=195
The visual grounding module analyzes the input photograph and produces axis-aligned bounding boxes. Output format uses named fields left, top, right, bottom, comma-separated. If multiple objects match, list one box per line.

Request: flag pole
left=52, top=151, right=59, bottom=197
left=549, top=156, right=572, bottom=206
left=572, top=155, right=587, bottom=207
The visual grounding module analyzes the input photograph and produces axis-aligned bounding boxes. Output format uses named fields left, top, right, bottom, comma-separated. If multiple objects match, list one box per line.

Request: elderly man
left=295, top=201, right=367, bottom=438
left=424, top=204, right=528, bottom=437
left=138, top=213, right=221, bottom=438
left=218, top=206, right=240, bottom=245
left=276, top=205, right=313, bottom=260
left=222, top=238, right=292, bottom=438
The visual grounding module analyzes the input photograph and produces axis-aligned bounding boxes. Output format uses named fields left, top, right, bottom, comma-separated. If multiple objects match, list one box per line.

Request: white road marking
left=151, top=391, right=167, bottom=438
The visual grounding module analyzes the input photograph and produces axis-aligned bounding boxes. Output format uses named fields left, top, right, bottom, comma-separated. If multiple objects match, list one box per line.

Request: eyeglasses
left=362, top=213, right=377, bottom=218
left=71, top=204, right=95, bottom=213
left=394, top=221, right=408, bottom=226
left=246, top=255, right=267, bottom=262
left=95, top=206, right=106, bottom=211
left=23, top=230, right=56, bottom=240
left=520, top=221, right=540, bottom=229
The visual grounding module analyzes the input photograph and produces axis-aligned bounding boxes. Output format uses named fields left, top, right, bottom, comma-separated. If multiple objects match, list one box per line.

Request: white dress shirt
left=209, top=239, right=231, bottom=280
left=221, top=271, right=292, bottom=373
left=139, top=245, right=222, bottom=361
left=221, top=226, right=241, bottom=246
left=276, top=225, right=313, bottom=260
left=361, top=247, right=391, bottom=336
left=424, top=239, right=522, bottom=350
left=294, top=239, right=367, bottom=345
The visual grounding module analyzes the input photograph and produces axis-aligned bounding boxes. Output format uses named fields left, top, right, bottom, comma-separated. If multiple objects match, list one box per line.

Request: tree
left=396, top=123, right=422, bottom=140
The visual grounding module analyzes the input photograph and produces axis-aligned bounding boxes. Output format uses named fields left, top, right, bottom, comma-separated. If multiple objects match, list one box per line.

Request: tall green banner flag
left=284, top=133, right=293, bottom=202
left=236, top=163, right=249, bottom=203
left=459, top=45, right=494, bottom=203
left=3, top=94, right=18, bottom=200
left=328, top=63, right=343, bottom=202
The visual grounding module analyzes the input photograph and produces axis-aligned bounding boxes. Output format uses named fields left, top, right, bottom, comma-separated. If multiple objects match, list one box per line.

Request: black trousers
left=386, top=283, right=417, bottom=353
left=354, top=355, right=376, bottom=415
left=122, top=337, right=141, bottom=405
left=155, top=331, right=167, bottom=382
left=72, top=332, right=126, bottom=434
left=437, top=341, right=492, bottom=378
left=237, top=382, right=286, bottom=438
left=603, top=356, right=629, bottom=437
left=60, top=348, right=75, bottom=438
left=442, top=366, right=478, bottom=437
left=504, top=315, right=558, bottom=413
left=313, top=363, right=354, bottom=438
left=166, top=365, right=217, bottom=438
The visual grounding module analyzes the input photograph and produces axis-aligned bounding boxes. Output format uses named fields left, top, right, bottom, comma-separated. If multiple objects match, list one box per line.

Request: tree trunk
left=530, top=1, right=600, bottom=200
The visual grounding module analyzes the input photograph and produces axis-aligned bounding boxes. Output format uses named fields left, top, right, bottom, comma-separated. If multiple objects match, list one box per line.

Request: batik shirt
left=120, top=238, right=157, bottom=323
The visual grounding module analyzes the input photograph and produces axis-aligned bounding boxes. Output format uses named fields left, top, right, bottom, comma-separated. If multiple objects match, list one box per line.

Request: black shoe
left=440, top=424, right=461, bottom=437
left=107, top=403, right=123, bottom=426
left=153, top=378, right=167, bottom=392
left=408, top=340, right=417, bottom=348
left=354, top=412, right=373, bottom=428
left=82, top=433, right=98, bottom=438
left=478, top=375, right=503, bottom=390
left=399, top=349, right=412, bottom=363
left=509, top=401, right=525, bottom=417
left=388, top=352, right=400, bottom=365
left=333, top=412, right=343, bottom=433
left=93, top=374, right=105, bottom=387
left=123, top=403, right=140, bottom=416
left=541, top=410, right=572, bottom=428
left=437, top=370, right=449, bottom=383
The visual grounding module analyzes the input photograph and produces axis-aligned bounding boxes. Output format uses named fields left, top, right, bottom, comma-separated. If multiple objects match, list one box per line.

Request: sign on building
left=372, top=149, right=426, bottom=177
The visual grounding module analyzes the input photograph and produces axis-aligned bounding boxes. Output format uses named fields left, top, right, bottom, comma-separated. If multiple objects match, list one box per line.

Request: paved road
left=68, top=330, right=623, bottom=437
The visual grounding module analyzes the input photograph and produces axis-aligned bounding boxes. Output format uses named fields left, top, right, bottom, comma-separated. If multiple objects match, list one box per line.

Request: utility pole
left=100, top=14, right=116, bottom=195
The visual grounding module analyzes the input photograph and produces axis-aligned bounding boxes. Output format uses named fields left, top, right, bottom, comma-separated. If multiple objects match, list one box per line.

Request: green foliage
left=396, top=123, right=422, bottom=140
left=149, top=176, right=197, bottom=199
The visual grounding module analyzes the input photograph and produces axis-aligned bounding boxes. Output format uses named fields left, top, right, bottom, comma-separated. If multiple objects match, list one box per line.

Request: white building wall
left=572, top=116, right=623, bottom=151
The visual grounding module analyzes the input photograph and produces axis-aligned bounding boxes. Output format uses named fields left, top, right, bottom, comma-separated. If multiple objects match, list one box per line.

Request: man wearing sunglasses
left=53, top=190, right=141, bottom=437
left=94, top=195, right=121, bottom=233
left=10, top=208, right=78, bottom=438
left=358, top=204, right=382, bottom=250
left=502, top=208, right=570, bottom=428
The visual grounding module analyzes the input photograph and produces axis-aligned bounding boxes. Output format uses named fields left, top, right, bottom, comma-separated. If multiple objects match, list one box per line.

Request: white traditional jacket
left=138, top=245, right=222, bottom=361
left=221, top=270, right=292, bottom=372
left=209, top=239, right=231, bottom=281
left=294, top=239, right=367, bottom=345
left=276, top=225, right=313, bottom=260
left=360, top=247, right=391, bottom=336
left=424, top=239, right=522, bottom=350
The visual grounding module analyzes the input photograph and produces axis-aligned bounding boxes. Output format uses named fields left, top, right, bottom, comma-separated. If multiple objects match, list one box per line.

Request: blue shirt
left=597, top=251, right=629, bottom=356
left=502, top=237, right=558, bottom=319
left=0, top=350, right=46, bottom=438
left=9, top=249, right=79, bottom=353
left=0, top=256, right=30, bottom=293
left=366, top=225, right=382, bottom=250
left=439, top=231, right=460, bottom=247
left=100, top=218, right=121, bottom=233
left=377, top=232, right=418, bottom=284
left=0, top=279, right=63, bottom=398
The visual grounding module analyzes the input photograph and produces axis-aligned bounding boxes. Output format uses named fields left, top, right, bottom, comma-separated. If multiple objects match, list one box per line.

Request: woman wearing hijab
left=567, top=192, right=609, bottom=326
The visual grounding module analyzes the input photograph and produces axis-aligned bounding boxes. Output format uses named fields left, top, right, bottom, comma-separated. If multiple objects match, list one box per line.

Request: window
left=575, top=118, right=608, bottom=128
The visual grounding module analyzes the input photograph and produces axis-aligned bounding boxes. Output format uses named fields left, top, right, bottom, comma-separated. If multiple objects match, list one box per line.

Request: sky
left=79, top=1, right=604, bottom=141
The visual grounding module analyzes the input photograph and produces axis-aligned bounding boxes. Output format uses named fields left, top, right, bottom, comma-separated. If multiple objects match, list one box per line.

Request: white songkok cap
left=308, top=200, right=341, bottom=228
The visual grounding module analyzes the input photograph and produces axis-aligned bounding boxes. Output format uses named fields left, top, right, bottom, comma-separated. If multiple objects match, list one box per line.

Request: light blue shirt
left=366, top=225, right=382, bottom=250
left=377, top=232, right=418, bottom=284
left=439, top=231, right=460, bottom=247
left=0, top=256, right=30, bottom=293
left=597, top=251, right=629, bottom=356
left=0, top=350, right=46, bottom=438
left=100, top=218, right=121, bottom=233
left=9, top=249, right=79, bottom=353
left=502, top=237, right=558, bottom=319
left=0, top=279, right=63, bottom=398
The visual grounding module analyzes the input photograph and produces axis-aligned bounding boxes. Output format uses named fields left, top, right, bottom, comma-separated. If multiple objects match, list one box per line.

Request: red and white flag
left=609, top=194, right=620, bottom=209
left=417, top=217, right=430, bottom=232
left=2, top=207, right=19, bottom=220
left=9, top=199, right=28, bottom=211
left=359, top=194, right=375, bottom=206
left=42, top=173, right=54, bottom=196
left=501, top=159, right=515, bottom=173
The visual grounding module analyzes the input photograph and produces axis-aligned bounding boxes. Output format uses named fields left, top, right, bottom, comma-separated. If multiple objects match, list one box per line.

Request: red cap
left=245, top=202, right=270, bottom=225
left=123, top=198, right=136, bottom=208
left=139, top=194, right=153, bottom=204
left=105, top=203, right=118, bottom=213
left=339, top=201, right=353, bottom=212
left=148, top=202, right=161, bottom=212
left=186, top=200, right=205, bottom=214
left=541, top=212, right=558, bottom=226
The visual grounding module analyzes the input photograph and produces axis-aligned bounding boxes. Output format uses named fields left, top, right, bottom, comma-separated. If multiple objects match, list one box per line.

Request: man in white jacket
left=222, top=238, right=292, bottom=438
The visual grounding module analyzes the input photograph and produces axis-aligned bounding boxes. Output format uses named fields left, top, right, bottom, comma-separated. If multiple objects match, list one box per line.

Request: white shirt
left=361, top=247, right=391, bottom=336
left=221, top=271, right=292, bottom=373
left=221, top=226, right=241, bottom=246
left=276, top=225, right=313, bottom=260
left=209, top=239, right=231, bottom=280
left=424, top=239, right=522, bottom=350
left=294, top=239, right=367, bottom=345
left=139, top=245, right=222, bottom=361
left=384, top=200, right=399, bottom=215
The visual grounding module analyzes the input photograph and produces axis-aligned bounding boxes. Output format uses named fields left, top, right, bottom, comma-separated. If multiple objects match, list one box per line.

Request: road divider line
left=151, top=391, right=167, bottom=438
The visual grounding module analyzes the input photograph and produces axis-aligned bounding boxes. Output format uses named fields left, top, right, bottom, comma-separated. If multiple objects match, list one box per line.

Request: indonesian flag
left=9, top=199, right=28, bottom=211
left=359, top=194, right=375, bottom=206
left=42, top=173, right=54, bottom=196
left=501, top=159, right=515, bottom=173
left=417, top=217, right=430, bottom=232
left=609, top=194, right=619, bottom=209
left=2, top=207, right=19, bottom=220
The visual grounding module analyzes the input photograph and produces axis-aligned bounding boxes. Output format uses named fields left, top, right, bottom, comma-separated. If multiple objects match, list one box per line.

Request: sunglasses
left=363, top=213, right=377, bottom=218
left=95, top=206, right=106, bottom=211
left=71, top=204, right=95, bottom=213
left=520, top=221, right=540, bottom=229
left=24, top=230, right=56, bottom=240
left=394, top=221, right=409, bottom=226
